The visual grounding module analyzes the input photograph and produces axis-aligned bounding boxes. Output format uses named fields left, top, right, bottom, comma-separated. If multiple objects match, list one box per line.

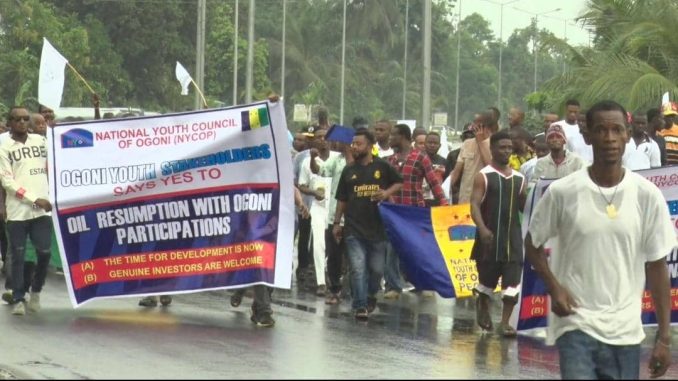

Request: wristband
left=656, top=333, right=671, bottom=348
left=657, top=339, right=671, bottom=348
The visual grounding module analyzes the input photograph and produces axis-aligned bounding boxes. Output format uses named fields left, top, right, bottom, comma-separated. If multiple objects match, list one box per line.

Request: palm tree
left=545, top=0, right=678, bottom=110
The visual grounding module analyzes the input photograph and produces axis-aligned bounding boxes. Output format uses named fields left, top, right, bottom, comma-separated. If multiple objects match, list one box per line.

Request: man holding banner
left=525, top=101, right=675, bottom=379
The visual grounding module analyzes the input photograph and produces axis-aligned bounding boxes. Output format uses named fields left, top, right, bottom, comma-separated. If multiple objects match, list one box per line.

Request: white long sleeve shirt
left=0, top=134, right=50, bottom=221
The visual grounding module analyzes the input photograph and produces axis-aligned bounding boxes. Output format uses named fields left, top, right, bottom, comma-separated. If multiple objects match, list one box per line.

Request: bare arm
left=449, top=160, right=464, bottom=202
left=372, top=182, right=403, bottom=202
left=309, top=149, right=320, bottom=174
left=421, top=155, right=448, bottom=205
left=383, top=182, right=402, bottom=200
left=524, top=233, right=577, bottom=317
left=469, top=172, right=489, bottom=235
left=475, top=126, right=492, bottom=166
left=298, top=184, right=323, bottom=200
left=294, top=186, right=309, bottom=218
left=646, top=258, right=672, bottom=378
left=332, top=201, right=347, bottom=243
left=519, top=180, right=528, bottom=210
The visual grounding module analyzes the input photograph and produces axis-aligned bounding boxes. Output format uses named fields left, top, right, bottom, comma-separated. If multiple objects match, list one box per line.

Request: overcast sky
left=460, top=0, right=591, bottom=47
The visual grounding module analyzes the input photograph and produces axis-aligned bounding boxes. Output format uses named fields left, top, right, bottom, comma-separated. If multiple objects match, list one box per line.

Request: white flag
left=175, top=61, right=193, bottom=96
left=438, top=126, right=449, bottom=158
left=662, top=92, right=670, bottom=106
left=38, top=38, right=69, bottom=110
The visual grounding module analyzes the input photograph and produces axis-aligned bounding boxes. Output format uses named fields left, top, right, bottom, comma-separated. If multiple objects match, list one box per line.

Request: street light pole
left=533, top=16, right=538, bottom=93
left=401, top=0, right=409, bottom=119
left=339, top=0, right=347, bottom=125
left=245, top=0, right=255, bottom=103
left=422, top=0, right=432, bottom=130
left=281, top=0, right=286, bottom=102
left=526, top=7, right=560, bottom=92
left=454, top=1, right=462, bottom=132
left=497, top=0, right=519, bottom=110
left=232, top=0, right=239, bottom=105
left=195, top=0, right=206, bottom=110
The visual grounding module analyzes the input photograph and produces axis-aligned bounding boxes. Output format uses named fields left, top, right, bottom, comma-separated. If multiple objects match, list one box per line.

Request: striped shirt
left=471, top=165, right=525, bottom=263
left=659, top=124, right=678, bottom=165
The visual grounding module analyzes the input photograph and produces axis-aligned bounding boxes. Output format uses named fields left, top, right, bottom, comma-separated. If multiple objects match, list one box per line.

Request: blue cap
left=325, top=124, right=354, bottom=144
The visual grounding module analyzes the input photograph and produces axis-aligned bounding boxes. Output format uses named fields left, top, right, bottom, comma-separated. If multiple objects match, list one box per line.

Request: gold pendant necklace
left=591, top=168, right=623, bottom=219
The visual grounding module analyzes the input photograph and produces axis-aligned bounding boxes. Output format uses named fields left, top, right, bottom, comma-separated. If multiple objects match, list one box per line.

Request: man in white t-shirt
left=622, top=112, right=661, bottom=171
left=555, top=99, right=593, bottom=163
left=525, top=101, right=675, bottom=379
left=373, top=120, right=394, bottom=158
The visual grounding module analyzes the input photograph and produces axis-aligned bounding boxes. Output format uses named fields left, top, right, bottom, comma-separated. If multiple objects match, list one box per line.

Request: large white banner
left=47, top=101, right=294, bottom=307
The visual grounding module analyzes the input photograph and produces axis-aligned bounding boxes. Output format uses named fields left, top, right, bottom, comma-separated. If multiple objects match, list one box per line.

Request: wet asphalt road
left=1, top=272, right=677, bottom=379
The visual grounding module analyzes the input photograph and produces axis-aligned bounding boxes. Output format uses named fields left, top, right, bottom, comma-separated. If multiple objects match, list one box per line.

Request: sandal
left=475, top=294, right=493, bottom=331
left=500, top=323, right=517, bottom=338
left=138, top=296, right=158, bottom=307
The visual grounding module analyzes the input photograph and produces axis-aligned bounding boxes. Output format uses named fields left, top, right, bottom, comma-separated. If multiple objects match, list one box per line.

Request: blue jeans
left=344, top=235, right=386, bottom=310
left=556, top=330, right=640, bottom=380
left=8, top=216, right=53, bottom=302
left=384, top=242, right=405, bottom=292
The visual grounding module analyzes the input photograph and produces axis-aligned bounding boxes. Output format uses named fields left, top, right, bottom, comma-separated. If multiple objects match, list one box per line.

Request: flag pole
left=190, top=79, right=209, bottom=109
left=66, top=62, right=96, bottom=95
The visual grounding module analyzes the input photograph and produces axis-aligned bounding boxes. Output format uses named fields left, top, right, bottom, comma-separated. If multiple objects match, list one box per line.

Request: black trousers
left=325, top=225, right=346, bottom=294
left=296, top=214, right=313, bottom=269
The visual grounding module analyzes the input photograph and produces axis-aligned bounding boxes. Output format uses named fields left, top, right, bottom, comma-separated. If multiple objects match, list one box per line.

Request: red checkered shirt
left=387, top=149, right=448, bottom=207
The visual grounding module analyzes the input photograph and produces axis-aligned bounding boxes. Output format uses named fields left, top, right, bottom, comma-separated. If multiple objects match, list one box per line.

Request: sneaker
left=2, top=291, right=14, bottom=305
left=315, top=285, right=327, bottom=297
left=27, top=292, right=40, bottom=313
left=367, top=297, right=377, bottom=313
left=12, top=301, right=25, bottom=316
left=159, top=295, right=172, bottom=306
left=251, top=311, right=275, bottom=327
left=383, top=290, right=401, bottom=299
left=354, top=308, right=369, bottom=321
left=421, top=290, right=435, bottom=298
left=138, top=296, right=158, bottom=307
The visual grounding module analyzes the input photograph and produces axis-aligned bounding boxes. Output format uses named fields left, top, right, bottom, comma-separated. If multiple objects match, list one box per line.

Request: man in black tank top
left=470, top=130, right=527, bottom=337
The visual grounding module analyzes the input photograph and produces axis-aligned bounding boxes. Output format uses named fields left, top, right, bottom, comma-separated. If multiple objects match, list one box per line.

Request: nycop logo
left=62, top=128, right=94, bottom=149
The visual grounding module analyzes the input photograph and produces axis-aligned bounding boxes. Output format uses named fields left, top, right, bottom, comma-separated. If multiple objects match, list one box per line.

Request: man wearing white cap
left=530, top=124, right=586, bottom=187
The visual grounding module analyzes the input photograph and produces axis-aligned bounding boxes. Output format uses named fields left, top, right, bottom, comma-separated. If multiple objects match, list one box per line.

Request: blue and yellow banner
left=379, top=203, right=481, bottom=299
